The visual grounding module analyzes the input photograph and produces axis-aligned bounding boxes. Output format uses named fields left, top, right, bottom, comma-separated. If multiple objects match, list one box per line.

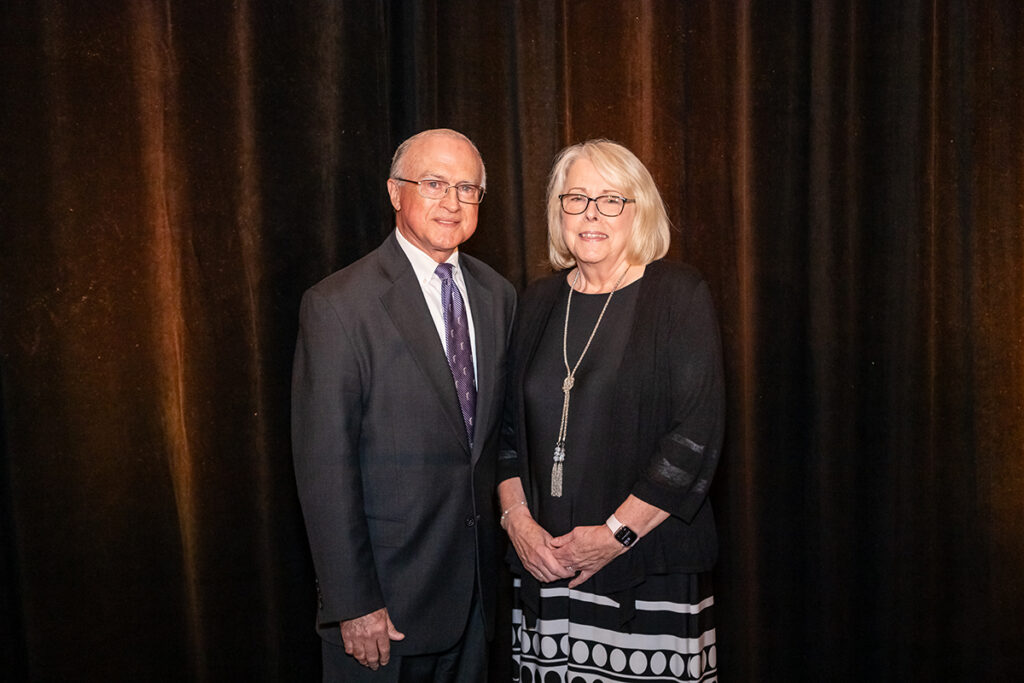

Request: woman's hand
left=549, top=525, right=625, bottom=588
left=498, top=477, right=574, bottom=583
left=505, top=507, right=576, bottom=583
left=549, top=496, right=671, bottom=587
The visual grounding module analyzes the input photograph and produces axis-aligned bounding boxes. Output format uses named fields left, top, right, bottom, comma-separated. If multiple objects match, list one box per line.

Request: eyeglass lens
left=417, top=179, right=483, bottom=204
left=560, top=194, right=627, bottom=217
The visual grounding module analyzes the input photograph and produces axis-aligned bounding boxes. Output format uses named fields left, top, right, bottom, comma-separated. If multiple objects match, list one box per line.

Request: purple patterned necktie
left=435, top=263, right=477, bottom=444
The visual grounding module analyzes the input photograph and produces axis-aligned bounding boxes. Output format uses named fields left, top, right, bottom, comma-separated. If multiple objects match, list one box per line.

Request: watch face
left=615, top=525, right=638, bottom=547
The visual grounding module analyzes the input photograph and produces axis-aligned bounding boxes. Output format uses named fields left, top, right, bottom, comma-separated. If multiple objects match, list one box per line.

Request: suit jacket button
left=464, top=516, right=476, bottom=527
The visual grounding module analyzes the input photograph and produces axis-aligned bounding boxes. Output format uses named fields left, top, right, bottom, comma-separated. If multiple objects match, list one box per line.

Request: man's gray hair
left=389, top=128, right=487, bottom=189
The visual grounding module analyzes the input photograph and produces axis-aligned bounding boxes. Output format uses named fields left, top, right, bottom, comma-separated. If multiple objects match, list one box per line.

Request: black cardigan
left=498, top=260, right=725, bottom=616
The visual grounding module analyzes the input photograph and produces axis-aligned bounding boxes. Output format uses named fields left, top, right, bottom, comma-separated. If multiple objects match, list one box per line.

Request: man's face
left=387, top=135, right=483, bottom=263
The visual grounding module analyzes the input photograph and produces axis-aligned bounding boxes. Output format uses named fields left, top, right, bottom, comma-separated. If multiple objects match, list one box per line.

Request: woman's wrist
left=500, top=500, right=528, bottom=530
left=605, top=513, right=639, bottom=548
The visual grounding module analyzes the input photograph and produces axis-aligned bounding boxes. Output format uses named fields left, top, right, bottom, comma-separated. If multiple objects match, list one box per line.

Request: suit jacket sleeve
left=292, top=286, right=384, bottom=627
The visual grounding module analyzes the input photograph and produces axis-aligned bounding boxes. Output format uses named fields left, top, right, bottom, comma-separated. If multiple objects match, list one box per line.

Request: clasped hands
left=504, top=507, right=625, bottom=588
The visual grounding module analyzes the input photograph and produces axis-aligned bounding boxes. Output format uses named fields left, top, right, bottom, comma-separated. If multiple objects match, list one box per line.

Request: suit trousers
left=321, top=594, right=486, bottom=683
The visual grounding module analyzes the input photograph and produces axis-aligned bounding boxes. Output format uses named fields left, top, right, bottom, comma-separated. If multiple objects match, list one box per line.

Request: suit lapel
left=461, top=260, right=496, bottom=465
left=378, top=237, right=470, bottom=454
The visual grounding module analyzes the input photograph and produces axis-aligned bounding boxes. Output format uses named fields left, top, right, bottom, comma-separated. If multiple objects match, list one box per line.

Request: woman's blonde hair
left=545, top=139, right=671, bottom=270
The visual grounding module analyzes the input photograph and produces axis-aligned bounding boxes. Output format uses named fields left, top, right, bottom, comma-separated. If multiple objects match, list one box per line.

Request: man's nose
left=440, top=186, right=461, bottom=210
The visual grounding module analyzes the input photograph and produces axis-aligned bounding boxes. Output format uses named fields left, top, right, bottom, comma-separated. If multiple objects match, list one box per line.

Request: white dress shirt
left=394, top=228, right=478, bottom=385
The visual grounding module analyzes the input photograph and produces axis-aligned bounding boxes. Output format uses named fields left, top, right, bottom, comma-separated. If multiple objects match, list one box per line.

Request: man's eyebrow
left=419, top=171, right=480, bottom=185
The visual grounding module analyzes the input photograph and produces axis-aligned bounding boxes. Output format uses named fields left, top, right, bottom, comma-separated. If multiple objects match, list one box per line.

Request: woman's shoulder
left=521, top=269, right=567, bottom=302
left=645, top=259, right=704, bottom=286
left=509, top=271, right=566, bottom=345
left=641, top=260, right=707, bottom=303
left=518, top=261, right=708, bottom=304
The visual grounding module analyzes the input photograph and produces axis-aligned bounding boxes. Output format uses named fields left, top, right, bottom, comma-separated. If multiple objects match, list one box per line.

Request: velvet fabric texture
left=1, top=2, right=1022, bottom=680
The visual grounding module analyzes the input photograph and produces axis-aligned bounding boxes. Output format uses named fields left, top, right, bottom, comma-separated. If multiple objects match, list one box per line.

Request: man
left=292, top=128, right=515, bottom=681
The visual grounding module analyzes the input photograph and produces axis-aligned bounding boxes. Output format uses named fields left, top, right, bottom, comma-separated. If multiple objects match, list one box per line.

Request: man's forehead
left=405, top=136, right=479, bottom=173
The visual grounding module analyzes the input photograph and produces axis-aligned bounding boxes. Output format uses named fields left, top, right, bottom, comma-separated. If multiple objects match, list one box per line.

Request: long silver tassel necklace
left=551, top=265, right=629, bottom=497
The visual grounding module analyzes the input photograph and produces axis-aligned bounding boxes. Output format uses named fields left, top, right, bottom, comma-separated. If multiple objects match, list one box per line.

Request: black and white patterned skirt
left=512, top=573, right=717, bottom=683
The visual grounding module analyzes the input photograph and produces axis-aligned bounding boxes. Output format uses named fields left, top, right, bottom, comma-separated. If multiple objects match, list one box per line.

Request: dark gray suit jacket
left=292, top=232, right=515, bottom=654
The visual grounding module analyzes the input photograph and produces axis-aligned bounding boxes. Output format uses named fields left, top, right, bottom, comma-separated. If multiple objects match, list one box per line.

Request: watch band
left=605, top=514, right=638, bottom=547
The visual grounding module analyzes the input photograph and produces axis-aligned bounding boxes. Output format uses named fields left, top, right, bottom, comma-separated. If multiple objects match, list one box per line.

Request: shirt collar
left=394, top=228, right=461, bottom=284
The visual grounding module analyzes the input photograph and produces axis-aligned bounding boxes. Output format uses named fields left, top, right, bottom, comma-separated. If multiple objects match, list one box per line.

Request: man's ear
left=386, top=179, right=402, bottom=212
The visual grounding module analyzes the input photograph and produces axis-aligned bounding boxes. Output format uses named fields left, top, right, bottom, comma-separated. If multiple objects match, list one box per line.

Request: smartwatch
left=606, top=514, right=638, bottom=548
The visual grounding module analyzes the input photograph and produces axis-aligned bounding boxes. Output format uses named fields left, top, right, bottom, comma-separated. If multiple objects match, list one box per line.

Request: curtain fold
left=2, top=1, right=1022, bottom=680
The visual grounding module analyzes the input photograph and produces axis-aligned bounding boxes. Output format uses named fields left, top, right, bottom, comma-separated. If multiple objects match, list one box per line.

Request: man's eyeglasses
left=558, top=193, right=634, bottom=217
left=393, top=177, right=485, bottom=205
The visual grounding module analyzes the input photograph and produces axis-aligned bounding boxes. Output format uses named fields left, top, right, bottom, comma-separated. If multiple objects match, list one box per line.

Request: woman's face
left=560, top=157, right=635, bottom=272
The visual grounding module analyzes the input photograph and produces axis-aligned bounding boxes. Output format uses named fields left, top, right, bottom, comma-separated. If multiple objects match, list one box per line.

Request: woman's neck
left=571, top=262, right=645, bottom=294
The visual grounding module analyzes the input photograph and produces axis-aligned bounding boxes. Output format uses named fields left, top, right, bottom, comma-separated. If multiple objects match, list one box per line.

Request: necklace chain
left=551, top=265, right=629, bottom=497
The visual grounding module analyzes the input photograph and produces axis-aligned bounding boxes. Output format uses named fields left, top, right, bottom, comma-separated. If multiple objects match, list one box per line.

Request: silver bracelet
left=500, top=500, right=527, bottom=530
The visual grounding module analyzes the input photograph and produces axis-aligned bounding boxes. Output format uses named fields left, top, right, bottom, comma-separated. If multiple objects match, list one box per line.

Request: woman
left=497, top=140, right=724, bottom=682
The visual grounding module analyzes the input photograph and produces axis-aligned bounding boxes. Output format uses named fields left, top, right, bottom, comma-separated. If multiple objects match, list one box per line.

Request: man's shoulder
left=460, top=252, right=515, bottom=297
left=460, top=251, right=507, bottom=283
left=305, top=239, right=397, bottom=302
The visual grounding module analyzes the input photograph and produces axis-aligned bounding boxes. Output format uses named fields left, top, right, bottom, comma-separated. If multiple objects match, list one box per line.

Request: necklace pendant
left=562, top=375, right=574, bottom=392
left=551, top=444, right=565, bottom=497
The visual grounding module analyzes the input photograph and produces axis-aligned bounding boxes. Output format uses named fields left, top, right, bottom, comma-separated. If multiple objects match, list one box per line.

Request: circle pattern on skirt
left=515, top=622, right=717, bottom=681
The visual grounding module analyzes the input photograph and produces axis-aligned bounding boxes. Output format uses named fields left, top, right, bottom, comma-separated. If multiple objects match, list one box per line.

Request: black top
left=524, top=279, right=640, bottom=537
left=499, top=260, right=725, bottom=617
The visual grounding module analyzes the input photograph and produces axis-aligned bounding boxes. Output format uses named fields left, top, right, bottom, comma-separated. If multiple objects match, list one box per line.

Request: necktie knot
left=435, top=262, right=454, bottom=280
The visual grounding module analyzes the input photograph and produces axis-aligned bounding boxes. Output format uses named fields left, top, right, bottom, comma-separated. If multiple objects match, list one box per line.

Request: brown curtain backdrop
left=2, top=1, right=1022, bottom=680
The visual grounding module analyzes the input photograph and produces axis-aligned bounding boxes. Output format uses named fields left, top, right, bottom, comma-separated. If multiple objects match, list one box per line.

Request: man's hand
left=340, top=607, right=405, bottom=670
